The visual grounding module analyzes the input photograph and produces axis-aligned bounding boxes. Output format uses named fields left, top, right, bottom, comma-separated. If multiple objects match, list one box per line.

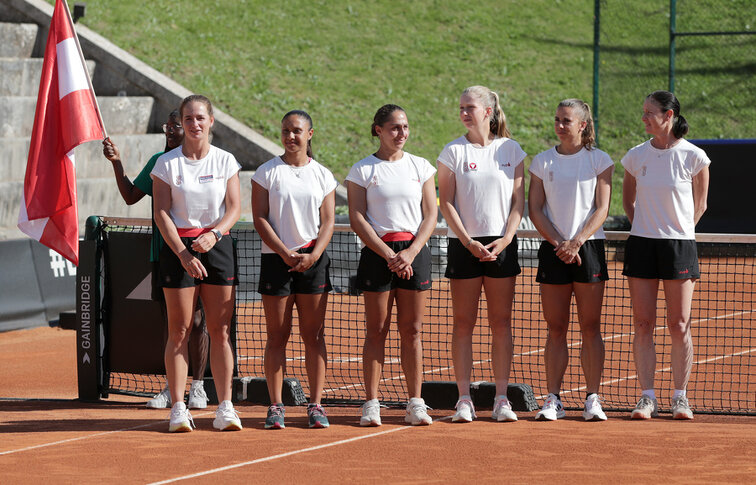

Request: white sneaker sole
left=405, top=416, right=432, bottom=426
left=583, top=411, right=608, bottom=421
left=672, top=411, right=694, bottom=420
left=359, top=418, right=381, bottom=427
left=169, top=421, right=192, bottom=433
left=493, top=413, right=518, bottom=422
left=213, top=418, right=242, bottom=431
left=631, top=410, right=657, bottom=419
left=452, top=414, right=473, bottom=423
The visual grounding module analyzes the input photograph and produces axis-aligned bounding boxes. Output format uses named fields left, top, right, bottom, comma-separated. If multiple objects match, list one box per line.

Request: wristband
left=465, top=238, right=474, bottom=248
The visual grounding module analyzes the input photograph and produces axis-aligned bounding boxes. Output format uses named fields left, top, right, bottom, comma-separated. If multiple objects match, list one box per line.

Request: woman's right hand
left=467, top=239, right=496, bottom=262
left=179, top=249, right=207, bottom=280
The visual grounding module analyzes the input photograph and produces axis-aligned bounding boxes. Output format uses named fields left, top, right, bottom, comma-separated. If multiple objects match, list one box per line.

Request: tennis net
left=99, top=219, right=755, bottom=414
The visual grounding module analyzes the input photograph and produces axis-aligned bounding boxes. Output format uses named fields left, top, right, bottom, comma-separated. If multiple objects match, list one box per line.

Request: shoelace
left=191, top=386, right=208, bottom=399
left=309, top=404, right=327, bottom=417
left=494, top=399, right=511, bottom=413
left=268, top=405, right=284, bottom=417
left=171, top=408, right=195, bottom=429
left=409, top=402, right=431, bottom=415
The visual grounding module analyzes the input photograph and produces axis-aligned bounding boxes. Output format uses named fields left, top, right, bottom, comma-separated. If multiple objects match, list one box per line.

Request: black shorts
left=159, top=236, right=237, bottom=288
left=355, top=241, right=432, bottom=292
left=258, top=247, right=332, bottom=296
left=536, top=239, right=609, bottom=284
left=445, top=236, right=521, bottom=279
left=622, top=235, right=700, bottom=280
left=151, top=261, right=164, bottom=301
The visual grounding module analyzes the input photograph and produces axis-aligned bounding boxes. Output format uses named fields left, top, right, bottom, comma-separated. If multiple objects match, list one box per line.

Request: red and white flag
left=17, top=0, right=105, bottom=265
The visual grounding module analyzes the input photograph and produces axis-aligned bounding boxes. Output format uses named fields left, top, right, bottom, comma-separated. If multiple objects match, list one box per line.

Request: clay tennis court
left=2, top=256, right=754, bottom=483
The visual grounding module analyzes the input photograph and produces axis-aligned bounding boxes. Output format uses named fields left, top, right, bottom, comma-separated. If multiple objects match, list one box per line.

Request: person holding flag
left=18, top=0, right=105, bottom=264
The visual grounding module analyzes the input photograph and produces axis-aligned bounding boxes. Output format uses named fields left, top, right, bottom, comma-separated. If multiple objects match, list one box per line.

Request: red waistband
left=380, top=232, right=415, bottom=242
left=177, top=228, right=229, bottom=237
left=300, top=239, right=316, bottom=249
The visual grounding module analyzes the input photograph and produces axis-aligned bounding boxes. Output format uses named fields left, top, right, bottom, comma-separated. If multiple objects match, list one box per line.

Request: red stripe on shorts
left=380, top=232, right=415, bottom=242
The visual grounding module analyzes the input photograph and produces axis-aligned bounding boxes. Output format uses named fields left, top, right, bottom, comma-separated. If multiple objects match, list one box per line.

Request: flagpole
left=60, top=0, right=108, bottom=139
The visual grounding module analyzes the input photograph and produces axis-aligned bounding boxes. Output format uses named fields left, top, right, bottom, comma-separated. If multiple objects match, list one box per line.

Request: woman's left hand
left=555, top=239, right=583, bottom=265
left=388, top=249, right=416, bottom=277
left=482, top=236, right=511, bottom=261
left=191, top=233, right=217, bottom=253
left=288, top=252, right=316, bottom=273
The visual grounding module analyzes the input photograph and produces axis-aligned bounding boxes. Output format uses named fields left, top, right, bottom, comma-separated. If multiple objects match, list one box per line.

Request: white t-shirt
left=437, top=136, right=526, bottom=238
left=621, top=138, right=711, bottom=239
left=151, top=145, right=241, bottom=229
left=529, top=147, right=614, bottom=241
left=345, top=152, right=436, bottom=238
left=251, top=156, right=338, bottom=253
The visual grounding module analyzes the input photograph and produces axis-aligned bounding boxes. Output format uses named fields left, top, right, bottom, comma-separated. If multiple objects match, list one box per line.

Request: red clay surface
left=1, top=326, right=754, bottom=484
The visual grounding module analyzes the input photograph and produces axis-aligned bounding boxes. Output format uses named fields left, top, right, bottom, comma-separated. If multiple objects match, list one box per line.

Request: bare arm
left=103, top=137, right=146, bottom=205
left=528, top=173, right=563, bottom=247
left=622, top=169, right=637, bottom=224
left=692, top=165, right=709, bottom=225
left=153, top=176, right=207, bottom=278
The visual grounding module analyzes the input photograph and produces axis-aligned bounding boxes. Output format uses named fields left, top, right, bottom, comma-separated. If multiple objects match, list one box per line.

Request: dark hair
left=646, top=90, right=689, bottom=139
left=168, top=109, right=180, bottom=121
left=371, top=104, right=405, bottom=137
left=180, top=94, right=214, bottom=119
left=462, top=86, right=510, bottom=138
left=282, top=110, right=314, bottom=158
left=557, top=98, right=596, bottom=150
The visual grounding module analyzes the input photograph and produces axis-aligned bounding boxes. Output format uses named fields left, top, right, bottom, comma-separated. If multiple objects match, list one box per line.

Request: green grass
left=70, top=0, right=755, bottom=214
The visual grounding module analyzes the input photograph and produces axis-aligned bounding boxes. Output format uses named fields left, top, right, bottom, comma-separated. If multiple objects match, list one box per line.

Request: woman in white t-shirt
left=346, top=104, right=437, bottom=427
left=437, top=85, right=525, bottom=423
left=622, top=90, right=710, bottom=421
left=251, top=110, right=337, bottom=430
left=528, top=99, right=613, bottom=422
left=152, top=95, right=242, bottom=432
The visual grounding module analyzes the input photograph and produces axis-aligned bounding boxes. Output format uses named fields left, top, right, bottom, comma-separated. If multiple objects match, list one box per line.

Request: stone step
left=0, top=58, right=96, bottom=96
left=0, top=22, right=38, bottom=58
left=1, top=171, right=255, bottom=239
left=0, top=95, right=154, bottom=137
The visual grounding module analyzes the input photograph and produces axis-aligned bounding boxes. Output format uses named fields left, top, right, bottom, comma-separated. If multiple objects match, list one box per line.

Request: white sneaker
left=535, top=393, right=565, bottom=421
left=146, top=385, right=171, bottom=409
left=188, top=381, right=208, bottom=409
left=671, top=395, right=694, bottom=420
left=631, top=395, right=659, bottom=419
left=360, top=399, right=381, bottom=427
left=168, top=402, right=194, bottom=432
left=452, top=396, right=476, bottom=423
left=492, top=395, right=518, bottom=422
left=213, top=400, right=242, bottom=431
left=405, top=397, right=432, bottom=426
left=583, top=393, right=607, bottom=421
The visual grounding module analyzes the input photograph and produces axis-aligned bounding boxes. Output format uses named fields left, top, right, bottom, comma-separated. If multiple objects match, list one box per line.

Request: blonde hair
left=462, top=85, right=510, bottom=138
left=557, top=98, right=595, bottom=150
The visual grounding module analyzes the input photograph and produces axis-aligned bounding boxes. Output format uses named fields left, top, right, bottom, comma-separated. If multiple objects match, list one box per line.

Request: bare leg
left=262, top=294, right=294, bottom=404
left=296, top=293, right=329, bottom=403
left=662, top=278, right=695, bottom=391
left=450, top=278, right=483, bottom=397
left=628, top=277, right=660, bottom=391
left=540, top=283, right=573, bottom=396
left=362, top=291, right=394, bottom=401
left=199, top=284, right=236, bottom=403
left=574, top=281, right=606, bottom=395
left=163, top=286, right=199, bottom=405
left=483, top=276, right=517, bottom=396
left=395, top=288, right=428, bottom=399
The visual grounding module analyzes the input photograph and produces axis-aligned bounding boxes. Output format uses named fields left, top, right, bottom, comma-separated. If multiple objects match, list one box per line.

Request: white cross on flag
left=17, top=0, right=105, bottom=265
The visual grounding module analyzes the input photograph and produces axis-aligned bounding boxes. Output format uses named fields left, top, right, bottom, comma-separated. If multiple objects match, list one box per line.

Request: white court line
left=536, top=347, right=756, bottom=400
left=147, top=421, right=437, bottom=485
left=0, top=411, right=214, bottom=456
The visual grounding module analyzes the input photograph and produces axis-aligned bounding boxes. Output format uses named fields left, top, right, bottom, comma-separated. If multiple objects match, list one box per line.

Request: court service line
left=0, top=412, right=215, bottom=456
left=147, top=423, right=424, bottom=484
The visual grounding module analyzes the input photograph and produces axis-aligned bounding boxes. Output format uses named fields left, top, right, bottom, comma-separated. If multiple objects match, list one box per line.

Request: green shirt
left=133, top=152, right=164, bottom=262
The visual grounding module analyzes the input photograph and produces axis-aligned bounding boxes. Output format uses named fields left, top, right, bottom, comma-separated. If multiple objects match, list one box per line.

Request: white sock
left=365, top=398, right=379, bottom=406
left=408, top=397, right=425, bottom=405
left=458, top=394, right=472, bottom=401
left=672, top=389, right=686, bottom=399
left=494, top=394, right=508, bottom=403
left=191, top=379, right=204, bottom=388
left=642, top=389, right=656, bottom=400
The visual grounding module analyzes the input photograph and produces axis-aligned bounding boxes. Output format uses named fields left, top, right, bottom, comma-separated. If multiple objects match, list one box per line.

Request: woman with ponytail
left=252, top=110, right=337, bottom=429
left=528, top=99, right=613, bottom=421
left=622, top=90, right=710, bottom=421
left=437, top=86, right=525, bottom=423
